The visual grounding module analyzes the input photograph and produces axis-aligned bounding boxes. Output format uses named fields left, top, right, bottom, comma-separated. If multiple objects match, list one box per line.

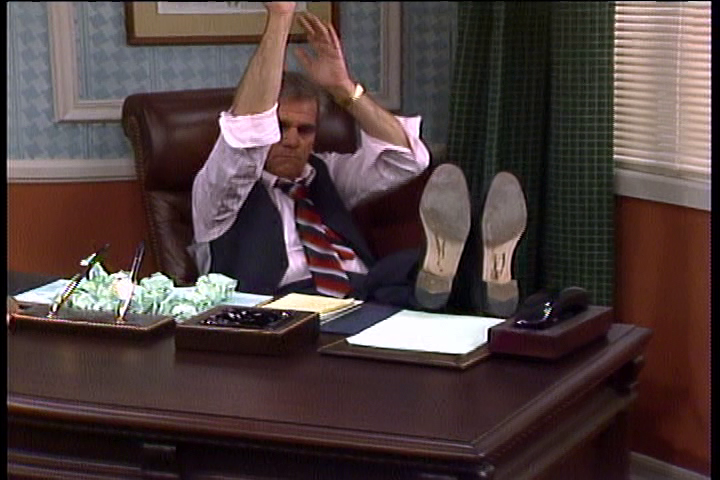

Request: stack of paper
left=260, top=293, right=362, bottom=321
left=345, top=310, right=505, bottom=355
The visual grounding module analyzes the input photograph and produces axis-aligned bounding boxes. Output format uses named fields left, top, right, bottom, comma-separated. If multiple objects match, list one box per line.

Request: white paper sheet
left=12, top=279, right=70, bottom=304
left=345, top=310, right=505, bottom=355
left=224, top=291, right=272, bottom=307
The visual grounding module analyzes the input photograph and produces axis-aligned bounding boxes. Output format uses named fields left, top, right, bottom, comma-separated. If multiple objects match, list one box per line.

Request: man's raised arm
left=231, top=2, right=296, bottom=115
left=294, top=12, right=411, bottom=149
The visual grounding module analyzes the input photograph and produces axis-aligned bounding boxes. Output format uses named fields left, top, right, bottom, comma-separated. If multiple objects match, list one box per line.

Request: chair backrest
left=122, top=87, right=428, bottom=286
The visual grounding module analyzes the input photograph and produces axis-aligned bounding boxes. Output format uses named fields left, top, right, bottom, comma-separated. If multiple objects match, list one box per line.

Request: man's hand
left=294, top=10, right=410, bottom=149
left=264, top=2, right=296, bottom=15
left=294, top=12, right=355, bottom=99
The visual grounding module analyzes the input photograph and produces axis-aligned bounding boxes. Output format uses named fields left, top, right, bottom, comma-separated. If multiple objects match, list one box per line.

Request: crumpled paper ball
left=57, top=263, right=237, bottom=321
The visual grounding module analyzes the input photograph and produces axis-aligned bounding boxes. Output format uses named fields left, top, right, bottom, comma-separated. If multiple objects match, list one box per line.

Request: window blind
left=613, top=1, right=711, bottom=182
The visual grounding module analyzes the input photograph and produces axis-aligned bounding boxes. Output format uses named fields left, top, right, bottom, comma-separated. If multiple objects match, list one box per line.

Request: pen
left=116, top=241, right=145, bottom=321
left=48, top=243, right=110, bottom=318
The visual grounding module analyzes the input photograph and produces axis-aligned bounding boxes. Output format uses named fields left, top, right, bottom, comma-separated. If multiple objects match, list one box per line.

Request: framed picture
left=125, top=2, right=337, bottom=45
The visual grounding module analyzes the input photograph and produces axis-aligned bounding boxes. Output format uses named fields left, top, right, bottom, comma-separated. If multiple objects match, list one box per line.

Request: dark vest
left=209, top=156, right=376, bottom=295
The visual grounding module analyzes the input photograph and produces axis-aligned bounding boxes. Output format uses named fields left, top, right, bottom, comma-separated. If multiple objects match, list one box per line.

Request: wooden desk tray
left=318, top=339, right=491, bottom=370
left=9, top=302, right=175, bottom=338
left=175, top=305, right=320, bottom=355
left=487, top=305, right=613, bottom=360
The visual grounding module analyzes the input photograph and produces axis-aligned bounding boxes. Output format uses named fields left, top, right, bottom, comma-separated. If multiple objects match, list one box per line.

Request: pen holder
left=487, top=306, right=613, bottom=360
left=9, top=302, right=175, bottom=338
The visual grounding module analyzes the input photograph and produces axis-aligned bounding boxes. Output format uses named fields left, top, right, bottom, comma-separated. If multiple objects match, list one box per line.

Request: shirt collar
left=261, top=161, right=316, bottom=189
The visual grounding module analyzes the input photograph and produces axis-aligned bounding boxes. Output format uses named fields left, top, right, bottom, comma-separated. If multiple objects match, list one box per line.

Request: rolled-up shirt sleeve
left=191, top=104, right=280, bottom=244
left=320, top=114, right=431, bottom=209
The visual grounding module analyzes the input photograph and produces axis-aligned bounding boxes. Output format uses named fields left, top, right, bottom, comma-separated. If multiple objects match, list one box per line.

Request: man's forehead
left=278, top=98, right=318, bottom=123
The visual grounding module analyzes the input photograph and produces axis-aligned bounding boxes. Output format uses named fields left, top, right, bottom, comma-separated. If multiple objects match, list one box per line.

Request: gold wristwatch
left=336, top=83, right=365, bottom=109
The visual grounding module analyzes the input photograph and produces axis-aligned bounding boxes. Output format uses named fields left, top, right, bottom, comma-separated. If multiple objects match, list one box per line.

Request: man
left=190, top=2, right=471, bottom=310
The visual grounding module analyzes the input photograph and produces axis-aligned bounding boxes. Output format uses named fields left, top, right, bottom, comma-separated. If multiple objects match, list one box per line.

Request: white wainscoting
left=7, top=158, right=136, bottom=183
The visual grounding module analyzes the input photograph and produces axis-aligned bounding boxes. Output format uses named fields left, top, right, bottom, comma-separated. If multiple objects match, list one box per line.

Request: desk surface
left=7, top=272, right=652, bottom=478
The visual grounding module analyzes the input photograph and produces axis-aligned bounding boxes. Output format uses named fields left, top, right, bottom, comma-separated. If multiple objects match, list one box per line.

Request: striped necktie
left=276, top=179, right=355, bottom=298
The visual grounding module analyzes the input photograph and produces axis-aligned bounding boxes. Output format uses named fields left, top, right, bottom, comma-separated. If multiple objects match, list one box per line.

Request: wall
left=615, top=197, right=710, bottom=476
left=6, top=2, right=455, bottom=161
left=6, top=2, right=710, bottom=477
left=7, top=181, right=158, bottom=279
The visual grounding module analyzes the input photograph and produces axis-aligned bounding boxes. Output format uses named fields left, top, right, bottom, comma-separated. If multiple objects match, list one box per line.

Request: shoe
left=481, top=171, right=527, bottom=317
left=415, top=164, right=471, bottom=310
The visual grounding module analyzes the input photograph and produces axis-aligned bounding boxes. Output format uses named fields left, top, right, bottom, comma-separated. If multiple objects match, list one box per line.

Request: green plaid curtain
left=447, top=2, right=615, bottom=310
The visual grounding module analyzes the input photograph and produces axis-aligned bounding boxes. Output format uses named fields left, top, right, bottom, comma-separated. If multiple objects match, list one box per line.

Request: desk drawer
left=8, top=417, right=179, bottom=480
left=8, top=416, right=468, bottom=480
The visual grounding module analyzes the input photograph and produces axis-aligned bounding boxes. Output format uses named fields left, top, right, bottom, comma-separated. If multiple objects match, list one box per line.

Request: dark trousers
left=279, top=248, right=423, bottom=309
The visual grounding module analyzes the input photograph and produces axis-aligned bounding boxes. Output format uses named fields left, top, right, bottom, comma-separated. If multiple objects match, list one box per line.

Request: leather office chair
left=122, top=87, right=430, bottom=287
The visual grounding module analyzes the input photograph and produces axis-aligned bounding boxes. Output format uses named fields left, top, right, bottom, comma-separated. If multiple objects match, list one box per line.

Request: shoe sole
left=486, top=280, right=520, bottom=318
left=481, top=172, right=527, bottom=285
left=415, top=164, right=471, bottom=310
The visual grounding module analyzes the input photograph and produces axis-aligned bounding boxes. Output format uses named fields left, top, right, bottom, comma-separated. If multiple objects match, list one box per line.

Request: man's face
left=265, top=98, right=318, bottom=180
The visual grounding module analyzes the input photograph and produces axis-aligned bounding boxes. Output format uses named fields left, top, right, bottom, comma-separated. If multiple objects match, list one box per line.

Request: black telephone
left=512, top=286, right=590, bottom=330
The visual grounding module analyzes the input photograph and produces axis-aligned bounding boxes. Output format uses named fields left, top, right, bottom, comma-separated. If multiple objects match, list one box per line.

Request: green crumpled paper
left=56, top=263, right=237, bottom=321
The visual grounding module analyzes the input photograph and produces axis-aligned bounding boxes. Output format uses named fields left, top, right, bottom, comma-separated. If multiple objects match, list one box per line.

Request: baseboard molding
left=7, top=158, right=136, bottom=183
left=630, top=452, right=710, bottom=480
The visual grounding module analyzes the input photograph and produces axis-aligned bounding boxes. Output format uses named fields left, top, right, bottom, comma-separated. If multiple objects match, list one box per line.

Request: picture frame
left=124, top=2, right=337, bottom=45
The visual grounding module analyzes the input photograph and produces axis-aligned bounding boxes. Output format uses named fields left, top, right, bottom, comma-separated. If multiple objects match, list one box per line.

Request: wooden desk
left=7, top=273, right=651, bottom=480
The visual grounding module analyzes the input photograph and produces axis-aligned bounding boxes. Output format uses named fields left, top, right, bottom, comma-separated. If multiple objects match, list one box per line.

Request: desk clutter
left=11, top=245, right=242, bottom=321
left=9, top=268, right=242, bottom=338
left=9, top=249, right=613, bottom=364
left=8, top=245, right=256, bottom=338
left=10, top=277, right=613, bottom=362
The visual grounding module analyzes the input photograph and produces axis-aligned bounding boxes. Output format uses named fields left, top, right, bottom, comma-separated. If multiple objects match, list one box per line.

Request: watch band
left=337, top=83, right=365, bottom=109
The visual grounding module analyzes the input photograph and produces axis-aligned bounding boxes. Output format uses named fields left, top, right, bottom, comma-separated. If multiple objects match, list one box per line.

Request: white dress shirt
left=190, top=103, right=430, bottom=287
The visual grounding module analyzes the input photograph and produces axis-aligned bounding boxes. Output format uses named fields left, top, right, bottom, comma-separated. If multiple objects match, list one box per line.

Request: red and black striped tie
left=276, top=179, right=355, bottom=298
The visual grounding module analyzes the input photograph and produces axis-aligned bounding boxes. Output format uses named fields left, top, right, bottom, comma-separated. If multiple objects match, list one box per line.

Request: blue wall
left=7, top=2, right=456, bottom=161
